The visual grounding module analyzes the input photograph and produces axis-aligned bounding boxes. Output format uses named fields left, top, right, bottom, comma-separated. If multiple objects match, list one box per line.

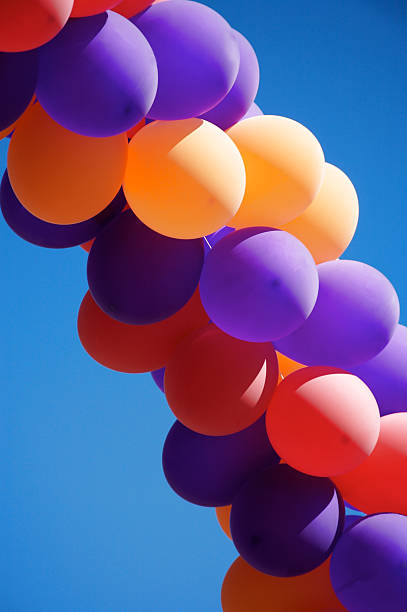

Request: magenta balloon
left=330, top=513, right=407, bottom=612
left=275, top=260, right=400, bottom=368
left=240, top=101, right=263, bottom=120
left=198, top=30, right=259, bottom=130
left=162, top=416, right=279, bottom=507
left=36, top=12, right=158, bottom=137
left=132, top=0, right=240, bottom=119
left=230, top=464, right=344, bottom=576
left=350, top=324, right=407, bottom=416
left=199, top=227, right=319, bottom=342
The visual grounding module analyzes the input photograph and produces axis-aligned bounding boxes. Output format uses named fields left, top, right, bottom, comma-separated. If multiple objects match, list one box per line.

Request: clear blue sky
left=1, top=1, right=406, bottom=610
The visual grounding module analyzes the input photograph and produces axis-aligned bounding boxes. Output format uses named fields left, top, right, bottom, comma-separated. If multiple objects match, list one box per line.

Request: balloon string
left=204, top=236, right=212, bottom=250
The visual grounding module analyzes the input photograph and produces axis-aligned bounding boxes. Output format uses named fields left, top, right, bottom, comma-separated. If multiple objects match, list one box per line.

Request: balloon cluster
left=2, top=1, right=407, bottom=611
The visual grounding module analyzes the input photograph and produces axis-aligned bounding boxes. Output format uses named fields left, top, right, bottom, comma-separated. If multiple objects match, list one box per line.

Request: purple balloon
left=230, top=464, right=344, bottom=576
left=199, top=228, right=319, bottom=342
left=132, top=0, right=240, bottom=120
left=199, top=30, right=259, bottom=130
left=162, top=416, right=279, bottom=507
left=330, top=513, right=407, bottom=612
left=36, top=12, right=158, bottom=137
left=0, top=51, right=37, bottom=131
left=240, top=101, right=263, bottom=120
left=151, top=367, right=165, bottom=392
left=350, top=324, right=407, bottom=416
left=87, top=210, right=204, bottom=325
left=0, top=171, right=126, bottom=249
left=275, top=259, right=400, bottom=368
left=204, top=226, right=234, bottom=255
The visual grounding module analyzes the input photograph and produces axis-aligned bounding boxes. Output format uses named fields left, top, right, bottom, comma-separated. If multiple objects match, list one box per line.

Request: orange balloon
left=7, top=104, right=127, bottom=225
left=266, top=367, right=380, bottom=477
left=277, top=351, right=305, bottom=379
left=0, top=125, right=13, bottom=141
left=334, top=413, right=407, bottom=515
left=221, top=557, right=347, bottom=612
left=226, top=115, right=325, bottom=228
left=71, top=0, right=120, bottom=17
left=164, top=324, right=278, bottom=436
left=77, top=289, right=209, bottom=373
left=216, top=506, right=232, bottom=539
left=281, top=163, right=359, bottom=263
left=127, top=118, right=146, bottom=140
left=123, top=119, right=246, bottom=239
left=0, top=0, right=73, bottom=52
left=114, top=0, right=163, bottom=17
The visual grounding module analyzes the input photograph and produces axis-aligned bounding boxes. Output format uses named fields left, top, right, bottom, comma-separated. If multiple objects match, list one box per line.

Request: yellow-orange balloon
left=281, top=163, right=359, bottom=263
left=123, top=119, right=246, bottom=239
left=7, top=104, right=128, bottom=225
left=221, top=557, right=347, bottom=612
left=277, top=351, right=305, bottom=379
left=216, top=506, right=232, bottom=539
left=227, top=115, right=325, bottom=228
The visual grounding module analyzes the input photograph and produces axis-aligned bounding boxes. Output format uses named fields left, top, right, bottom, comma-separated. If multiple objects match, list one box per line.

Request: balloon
left=277, top=352, right=304, bottom=378
left=132, top=0, right=240, bottom=119
left=164, top=324, right=279, bottom=436
left=123, top=119, right=246, bottom=239
left=151, top=367, right=165, bottom=392
left=216, top=506, right=232, bottom=539
left=275, top=259, right=400, bottom=368
left=7, top=104, right=127, bottom=225
left=350, top=324, right=407, bottom=416
left=221, top=557, right=347, bottom=612
left=36, top=12, right=158, bottom=137
left=334, top=413, right=407, bottom=515
left=199, top=31, right=259, bottom=130
left=127, top=118, right=146, bottom=140
left=266, top=367, right=380, bottom=477
left=80, top=240, right=94, bottom=253
left=281, top=163, right=359, bottom=263
left=71, top=0, right=120, bottom=17
left=330, top=513, right=407, bottom=612
left=114, top=0, right=155, bottom=17
left=230, top=464, right=344, bottom=576
left=162, top=416, right=279, bottom=507
left=227, top=115, right=325, bottom=227
left=1, top=172, right=126, bottom=249
left=0, top=94, right=36, bottom=141
left=78, top=286, right=209, bottom=373
left=204, top=226, right=234, bottom=255
left=200, top=228, right=319, bottom=342
left=240, top=102, right=263, bottom=121
left=0, top=51, right=37, bottom=132
left=0, top=0, right=73, bottom=52
left=87, top=210, right=204, bottom=325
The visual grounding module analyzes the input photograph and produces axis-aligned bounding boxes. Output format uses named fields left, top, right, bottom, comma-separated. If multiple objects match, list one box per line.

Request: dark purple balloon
left=230, top=464, right=344, bottom=577
left=151, top=367, right=165, bottom=392
left=0, top=171, right=126, bottom=248
left=162, top=416, right=279, bottom=507
left=36, top=12, right=158, bottom=137
left=240, top=101, right=263, bottom=120
left=87, top=210, right=204, bottom=325
left=204, top=226, right=234, bottom=255
left=275, top=260, right=400, bottom=368
left=199, top=30, right=259, bottom=130
left=133, top=0, right=240, bottom=120
left=0, top=50, right=37, bottom=131
left=330, top=513, right=407, bottom=612
left=350, top=324, right=407, bottom=416
left=200, top=227, right=319, bottom=342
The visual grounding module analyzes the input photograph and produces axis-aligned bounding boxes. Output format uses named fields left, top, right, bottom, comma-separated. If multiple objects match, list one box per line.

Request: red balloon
left=71, top=0, right=120, bottom=17
left=77, top=289, right=209, bottom=373
left=266, top=367, right=380, bottom=477
left=0, top=0, right=73, bottom=52
left=334, top=413, right=407, bottom=515
left=164, top=324, right=279, bottom=436
left=113, top=0, right=160, bottom=18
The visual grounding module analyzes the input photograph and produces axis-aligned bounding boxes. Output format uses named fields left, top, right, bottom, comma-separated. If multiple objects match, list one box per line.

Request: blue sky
left=1, top=0, right=406, bottom=610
